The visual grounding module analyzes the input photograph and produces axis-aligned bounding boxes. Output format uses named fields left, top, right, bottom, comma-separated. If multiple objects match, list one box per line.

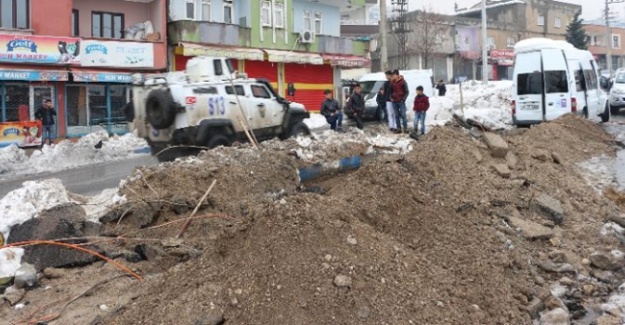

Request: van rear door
left=542, top=48, right=571, bottom=121
left=514, top=51, right=543, bottom=123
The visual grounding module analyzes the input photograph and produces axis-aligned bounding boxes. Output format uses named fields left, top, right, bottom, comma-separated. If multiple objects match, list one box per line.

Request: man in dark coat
left=383, top=71, right=396, bottom=131
left=35, top=98, right=57, bottom=146
left=350, top=84, right=365, bottom=130
left=435, top=79, right=447, bottom=96
left=320, top=89, right=343, bottom=131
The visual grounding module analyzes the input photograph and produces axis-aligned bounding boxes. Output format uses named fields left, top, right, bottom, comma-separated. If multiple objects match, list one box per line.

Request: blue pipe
left=298, top=155, right=361, bottom=183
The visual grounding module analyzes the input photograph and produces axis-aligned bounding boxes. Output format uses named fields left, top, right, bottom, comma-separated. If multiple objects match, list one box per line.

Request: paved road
left=0, top=155, right=157, bottom=198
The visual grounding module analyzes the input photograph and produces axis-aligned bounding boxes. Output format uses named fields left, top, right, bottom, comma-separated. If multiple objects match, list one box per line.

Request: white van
left=512, top=38, right=609, bottom=125
left=344, top=70, right=434, bottom=120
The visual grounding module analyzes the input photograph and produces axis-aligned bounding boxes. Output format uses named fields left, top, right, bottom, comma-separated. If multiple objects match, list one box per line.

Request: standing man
left=391, top=70, right=409, bottom=133
left=413, top=86, right=430, bottom=135
left=320, top=89, right=343, bottom=131
left=435, top=79, right=447, bottom=97
left=350, top=84, right=365, bottom=130
left=35, top=98, right=57, bottom=146
left=383, top=71, right=396, bottom=132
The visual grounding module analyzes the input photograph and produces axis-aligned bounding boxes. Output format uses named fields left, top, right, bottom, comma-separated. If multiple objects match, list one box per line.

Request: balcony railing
left=168, top=20, right=251, bottom=47
left=317, top=35, right=355, bottom=56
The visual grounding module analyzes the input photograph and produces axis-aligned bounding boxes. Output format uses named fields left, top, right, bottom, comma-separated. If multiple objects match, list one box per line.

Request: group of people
left=320, top=70, right=440, bottom=135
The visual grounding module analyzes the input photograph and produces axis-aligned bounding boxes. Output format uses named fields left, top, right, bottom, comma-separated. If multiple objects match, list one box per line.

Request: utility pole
left=380, top=0, right=389, bottom=72
left=606, top=0, right=625, bottom=76
left=481, top=0, right=488, bottom=85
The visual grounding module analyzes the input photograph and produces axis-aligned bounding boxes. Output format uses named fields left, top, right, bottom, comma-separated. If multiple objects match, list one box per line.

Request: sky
left=406, top=0, right=607, bottom=21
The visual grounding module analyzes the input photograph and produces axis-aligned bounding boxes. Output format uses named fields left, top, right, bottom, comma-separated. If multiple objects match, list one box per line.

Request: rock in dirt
left=527, top=298, right=545, bottom=319
left=42, top=267, right=65, bottom=279
left=589, top=251, right=625, bottom=271
left=6, top=204, right=99, bottom=271
left=537, top=261, right=576, bottom=273
left=506, top=151, right=519, bottom=169
left=540, top=308, right=570, bottom=325
left=533, top=149, right=553, bottom=163
left=596, top=314, right=622, bottom=325
left=507, top=216, right=554, bottom=240
left=13, top=263, right=36, bottom=289
left=591, top=270, right=615, bottom=283
left=193, top=311, right=225, bottom=325
left=333, top=275, right=352, bottom=288
left=608, top=214, right=625, bottom=228
left=1, top=286, right=25, bottom=305
left=532, top=194, right=564, bottom=225
left=483, top=132, right=509, bottom=158
left=492, top=164, right=512, bottom=178
left=551, top=152, right=563, bottom=164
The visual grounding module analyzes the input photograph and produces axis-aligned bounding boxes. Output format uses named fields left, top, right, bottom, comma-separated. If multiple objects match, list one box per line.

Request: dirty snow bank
left=0, top=178, right=126, bottom=281
left=0, top=130, right=148, bottom=177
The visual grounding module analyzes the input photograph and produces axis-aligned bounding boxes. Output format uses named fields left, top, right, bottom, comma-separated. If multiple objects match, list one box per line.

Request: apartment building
left=167, top=0, right=371, bottom=111
left=583, top=20, right=625, bottom=72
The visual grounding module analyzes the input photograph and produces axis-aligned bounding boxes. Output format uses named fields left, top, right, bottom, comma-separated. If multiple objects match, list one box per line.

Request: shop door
left=244, top=61, right=278, bottom=84
left=284, top=63, right=332, bottom=112
left=66, top=85, right=90, bottom=137
left=3, top=83, right=31, bottom=122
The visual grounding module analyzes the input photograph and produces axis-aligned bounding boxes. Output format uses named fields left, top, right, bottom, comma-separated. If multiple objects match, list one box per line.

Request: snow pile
left=304, top=114, right=328, bottom=130
left=0, top=178, right=127, bottom=281
left=404, top=80, right=514, bottom=130
left=0, top=130, right=149, bottom=177
left=577, top=155, right=621, bottom=193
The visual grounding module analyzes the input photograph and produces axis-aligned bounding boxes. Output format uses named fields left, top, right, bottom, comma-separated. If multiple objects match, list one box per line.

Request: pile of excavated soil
left=3, top=115, right=623, bottom=325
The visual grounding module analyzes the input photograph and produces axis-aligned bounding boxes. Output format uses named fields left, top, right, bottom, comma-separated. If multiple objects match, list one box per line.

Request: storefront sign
left=80, top=40, right=154, bottom=68
left=0, top=70, right=68, bottom=81
left=0, top=34, right=80, bottom=65
left=266, top=50, right=323, bottom=65
left=490, top=49, right=515, bottom=59
left=73, top=72, right=132, bottom=83
left=180, top=44, right=264, bottom=61
left=323, top=55, right=370, bottom=68
left=0, top=121, right=43, bottom=148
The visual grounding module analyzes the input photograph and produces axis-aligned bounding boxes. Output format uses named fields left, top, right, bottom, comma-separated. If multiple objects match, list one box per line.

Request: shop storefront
left=0, top=34, right=157, bottom=144
left=489, top=49, right=515, bottom=81
left=172, top=43, right=369, bottom=112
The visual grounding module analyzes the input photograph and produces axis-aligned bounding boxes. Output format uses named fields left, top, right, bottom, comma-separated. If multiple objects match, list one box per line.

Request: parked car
left=344, top=70, right=434, bottom=120
left=609, top=68, right=625, bottom=115
left=512, top=38, right=609, bottom=126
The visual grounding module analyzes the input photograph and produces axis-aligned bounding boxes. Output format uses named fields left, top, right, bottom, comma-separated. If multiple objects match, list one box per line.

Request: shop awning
left=178, top=43, right=265, bottom=61
left=71, top=70, right=133, bottom=83
left=0, top=69, right=68, bottom=81
left=322, top=54, right=370, bottom=68
left=264, top=49, right=323, bottom=65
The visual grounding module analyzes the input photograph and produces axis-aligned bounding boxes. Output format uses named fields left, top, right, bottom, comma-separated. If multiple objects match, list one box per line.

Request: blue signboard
left=73, top=72, right=132, bottom=83
left=0, top=70, right=68, bottom=81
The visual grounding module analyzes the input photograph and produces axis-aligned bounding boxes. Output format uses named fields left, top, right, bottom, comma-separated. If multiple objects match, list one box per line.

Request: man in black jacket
left=382, top=71, right=396, bottom=131
left=320, top=89, right=343, bottom=131
left=35, top=98, right=57, bottom=146
left=350, top=84, right=365, bottom=130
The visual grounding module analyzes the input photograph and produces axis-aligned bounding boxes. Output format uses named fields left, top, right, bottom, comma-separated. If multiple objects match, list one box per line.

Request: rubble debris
left=483, top=132, right=509, bottom=158
left=13, top=263, right=36, bottom=289
left=507, top=216, right=554, bottom=240
left=539, top=308, right=570, bottom=325
left=532, top=194, right=565, bottom=225
left=589, top=251, right=625, bottom=271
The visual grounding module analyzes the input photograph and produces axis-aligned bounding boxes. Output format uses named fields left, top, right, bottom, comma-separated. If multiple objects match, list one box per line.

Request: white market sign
left=80, top=40, right=154, bottom=68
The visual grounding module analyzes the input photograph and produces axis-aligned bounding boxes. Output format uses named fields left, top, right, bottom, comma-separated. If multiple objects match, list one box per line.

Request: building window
left=92, top=12, right=124, bottom=39
left=186, top=0, right=195, bottom=20
left=261, top=1, right=271, bottom=26
left=201, top=0, right=211, bottom=21
left=0, top=0, right=29, bottom=29
left=435, top=35, right=442, bottom=44
left=223, top=0, right=232, bottom=24
left=314, top=12, right=322, bottom=34
left=507, top=37, right=515, bottom=48
left=303, top=11, right=312, bottom=32
left=554, top=17, right=561, bottom=28
left=613, top=34, right=621, bottom=49
left=487, top=36, right=495, bottom=49
left=274, top=2, right=284, bottom=28
left=72, top=9, right=79, bottom=36
left=537, top=15, right=545, bottom=26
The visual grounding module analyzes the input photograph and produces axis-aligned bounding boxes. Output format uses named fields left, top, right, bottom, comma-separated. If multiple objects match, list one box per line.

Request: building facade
left=168, top=0, right=371, bottom=111
left=456, top=0, right=580, bottom=80
left=0, top=0, right=167, bottom=141
left=583, top=20, right=625, bottom=72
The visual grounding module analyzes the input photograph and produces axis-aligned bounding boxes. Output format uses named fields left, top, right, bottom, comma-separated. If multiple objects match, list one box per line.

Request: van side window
left=225, top=85, right=245, bottom=95
left=214, top=60, right=223, bottom=76
left=517, top=72, right=543, bottom=95
left=575, top=70, right=585, bottom=92
left=583, top=70, right=596, bottom=90
left=545, top=71, right=568, bottom=93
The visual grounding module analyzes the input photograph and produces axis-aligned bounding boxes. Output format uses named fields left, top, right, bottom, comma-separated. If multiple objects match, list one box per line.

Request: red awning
left=322, top=55, right=370, bottom=68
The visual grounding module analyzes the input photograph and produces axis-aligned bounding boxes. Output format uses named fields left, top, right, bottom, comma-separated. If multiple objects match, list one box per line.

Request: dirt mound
left=4, top=115, right=623, bottom=325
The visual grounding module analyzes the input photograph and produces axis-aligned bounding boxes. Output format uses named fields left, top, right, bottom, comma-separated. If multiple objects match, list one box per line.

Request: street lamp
left=606, top=0, right=625, bottom=76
